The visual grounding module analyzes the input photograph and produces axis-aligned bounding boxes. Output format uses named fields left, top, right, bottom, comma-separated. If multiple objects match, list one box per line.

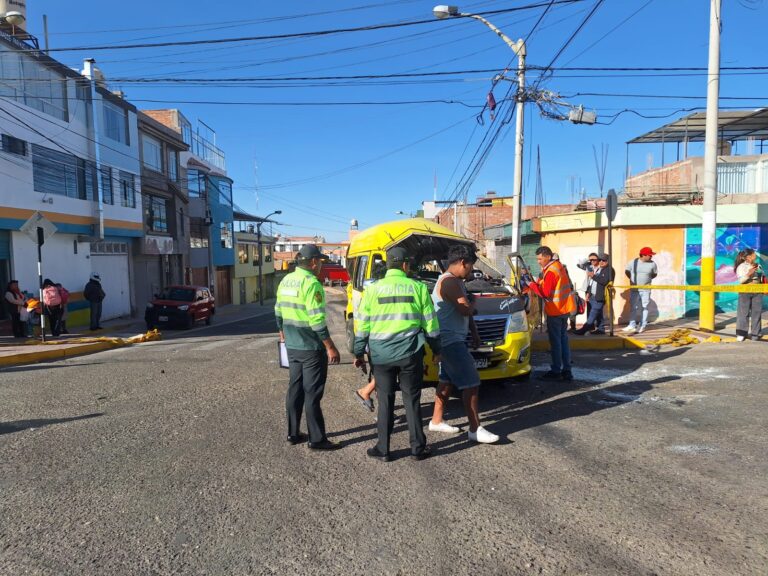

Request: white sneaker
left=736, top=335, right=745, bottom=342
left=468, top=426, right=499, bottom=444
left=429, top=421, right=460, bottom=434
left=621, top=324, right=637, bottom=332
left=636, top=325, right=647, bottom=334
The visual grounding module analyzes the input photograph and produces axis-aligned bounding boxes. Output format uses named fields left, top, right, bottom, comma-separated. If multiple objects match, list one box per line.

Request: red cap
left=639, top=247, right=656, bottom=256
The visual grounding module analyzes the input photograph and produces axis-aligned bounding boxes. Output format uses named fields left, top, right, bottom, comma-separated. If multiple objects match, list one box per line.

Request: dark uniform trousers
left=375, top=349, right=427, bottom=456
left=286, top=348, right=329, bottom=443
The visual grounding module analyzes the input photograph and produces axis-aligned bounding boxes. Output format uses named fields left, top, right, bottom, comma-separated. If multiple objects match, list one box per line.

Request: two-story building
left=133, top=112, right=189, bottom=309
left=0, top=25, right=142, bottom=328
left=233, top=211, right=276, bottom=305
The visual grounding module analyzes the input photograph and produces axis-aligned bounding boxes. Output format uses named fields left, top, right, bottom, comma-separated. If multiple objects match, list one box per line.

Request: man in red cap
left=623, top=247, right=658, bottom=333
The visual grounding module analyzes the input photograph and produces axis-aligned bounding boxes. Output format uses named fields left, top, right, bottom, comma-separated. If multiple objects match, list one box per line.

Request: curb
left=0, top=341, right=121, bottom=368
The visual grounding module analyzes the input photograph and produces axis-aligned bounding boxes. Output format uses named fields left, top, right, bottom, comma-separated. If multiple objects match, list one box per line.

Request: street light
left=433, top=5, right=526, bottom=253
left=257, top=210, right=282, bottom=306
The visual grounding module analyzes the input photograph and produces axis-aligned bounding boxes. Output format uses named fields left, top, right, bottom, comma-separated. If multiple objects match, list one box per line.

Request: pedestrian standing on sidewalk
left=84, top=273, right=105, bottom=331
left=623, top=247, right=658, bottom=334
left=525, top=246, right=577, bottom=381
left=734, top=248, right=764, bottom=342
left=576, top=253, right=600, bottom=331
left=275, top=244, right=341, bottom=451
left=354, top=246, right=441, bottom=461
left=574, top=253, right=614, bottom=335
left=42, top=279, right=63, bottom=337
left=4, top=280, right=27, bottom=338
left=427, top=244, right=500, bottom=444
left=55, top=283, right=70, bottom=334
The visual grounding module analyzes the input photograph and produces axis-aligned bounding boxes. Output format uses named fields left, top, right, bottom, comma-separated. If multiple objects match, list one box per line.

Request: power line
left=40, top=2, right=586, bottom=53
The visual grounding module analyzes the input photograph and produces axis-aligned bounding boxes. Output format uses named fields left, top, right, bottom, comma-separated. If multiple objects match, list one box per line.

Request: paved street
left=1, top=292, right=766, bottom=575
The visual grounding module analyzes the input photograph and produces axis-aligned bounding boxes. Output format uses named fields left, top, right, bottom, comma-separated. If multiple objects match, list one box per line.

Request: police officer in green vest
left=275, top=244, right=341, bottom=450
left=353, top=246, right=441, bottom=462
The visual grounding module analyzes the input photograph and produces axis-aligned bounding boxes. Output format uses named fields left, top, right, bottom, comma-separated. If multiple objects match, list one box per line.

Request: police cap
left=386, top=246, right=410, bottom=267
left=296, top=244, right=328, bottom=261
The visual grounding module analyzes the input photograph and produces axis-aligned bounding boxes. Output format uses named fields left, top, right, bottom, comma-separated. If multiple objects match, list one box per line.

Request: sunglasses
left=589, top=258, right=598, bottom=263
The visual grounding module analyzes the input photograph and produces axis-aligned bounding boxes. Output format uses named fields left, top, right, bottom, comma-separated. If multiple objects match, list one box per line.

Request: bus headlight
left=506, top=310, right=528, bottom=334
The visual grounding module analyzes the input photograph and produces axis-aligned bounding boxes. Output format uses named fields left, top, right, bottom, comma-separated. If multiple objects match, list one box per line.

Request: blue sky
left=28, top=0, right=768, bottom=239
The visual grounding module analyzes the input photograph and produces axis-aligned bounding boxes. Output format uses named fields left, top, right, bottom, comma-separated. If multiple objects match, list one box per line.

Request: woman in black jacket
left=574, top=254, right=615, bottom=335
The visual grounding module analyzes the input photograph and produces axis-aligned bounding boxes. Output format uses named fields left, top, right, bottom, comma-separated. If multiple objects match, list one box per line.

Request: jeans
left=546, top=314, right=571, bottom=373
left=585, top=300, right=605, bottom=331
left=629, top=289, right=651, bottom=327
left=90, top=301, right=102, bottom=329
left=736, top=293, right=763, bottom=338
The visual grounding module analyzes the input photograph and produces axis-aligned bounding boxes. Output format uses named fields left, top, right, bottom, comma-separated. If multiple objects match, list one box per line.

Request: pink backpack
left=43, top=286, right=62, bottom=307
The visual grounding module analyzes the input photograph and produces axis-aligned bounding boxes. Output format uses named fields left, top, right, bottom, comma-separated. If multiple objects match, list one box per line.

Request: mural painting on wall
left=685, top=225, right=767, bottom=315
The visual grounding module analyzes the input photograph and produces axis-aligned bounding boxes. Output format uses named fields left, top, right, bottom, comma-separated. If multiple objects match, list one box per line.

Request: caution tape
left=610, top=283, right=768, bottom=294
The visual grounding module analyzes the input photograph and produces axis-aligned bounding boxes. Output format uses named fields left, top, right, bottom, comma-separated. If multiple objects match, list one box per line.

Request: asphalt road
left=1, top=290, right=766, bottom=575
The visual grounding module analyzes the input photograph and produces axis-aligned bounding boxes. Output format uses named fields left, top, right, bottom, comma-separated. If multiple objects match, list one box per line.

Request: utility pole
left=700, top=0, right=721, bottom=332
left=257, top=210, right=281, bottom=306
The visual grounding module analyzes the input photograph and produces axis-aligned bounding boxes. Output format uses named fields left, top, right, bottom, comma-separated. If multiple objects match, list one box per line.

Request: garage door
left=90, top=254, right=131, bottom=320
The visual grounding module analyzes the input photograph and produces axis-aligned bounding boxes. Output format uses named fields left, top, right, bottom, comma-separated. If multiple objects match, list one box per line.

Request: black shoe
left=411, top=447, right=433, bottom=461
left=308, top=439, right=341, bottom=451
left=287, top=433, right=308, bottom=445
left=539, top=370, right=562, bottom=380
left=573, top=327, right=589, bottom=336
left=366, top=446, right=390, bottom=462
left=561, top=370, right=574, bottom=382
left=590, top=329, right=606, bottom=335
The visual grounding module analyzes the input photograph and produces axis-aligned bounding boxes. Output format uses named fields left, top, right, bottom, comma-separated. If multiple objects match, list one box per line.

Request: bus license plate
left=158, top=315, right=168, bottom=322
left=474, top=358, right=489, bottom=369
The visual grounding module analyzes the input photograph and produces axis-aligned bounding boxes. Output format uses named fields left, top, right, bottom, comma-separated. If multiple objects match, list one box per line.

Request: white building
left=0, top=26, right=142, bottom=326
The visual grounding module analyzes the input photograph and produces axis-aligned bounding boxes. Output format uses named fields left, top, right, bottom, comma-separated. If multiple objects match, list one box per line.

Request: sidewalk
left=532, top=311, right=765, bottom=352
left=0, top=302, right=275, bottom=368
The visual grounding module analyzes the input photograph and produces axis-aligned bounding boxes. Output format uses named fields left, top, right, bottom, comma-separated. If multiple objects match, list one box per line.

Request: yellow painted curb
left=532, top=335, right=645, bottom=352
left=0, top=341, right=119, bottom=368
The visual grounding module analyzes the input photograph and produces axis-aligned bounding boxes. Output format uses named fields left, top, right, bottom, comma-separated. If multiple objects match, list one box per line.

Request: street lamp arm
left=462, top=13, right=524, bottom=56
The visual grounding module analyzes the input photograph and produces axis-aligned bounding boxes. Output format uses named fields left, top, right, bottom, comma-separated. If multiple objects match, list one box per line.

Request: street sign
left=20, top=211, right=57, bottom=244
left=605, top=189, right=618, bottom=222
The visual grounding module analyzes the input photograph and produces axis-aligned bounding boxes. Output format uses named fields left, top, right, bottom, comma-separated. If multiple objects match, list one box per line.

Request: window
left=217, top=180, right=233, bottom=206
left=238, top=245, right=249, bottom=264
left=100, top=166, right=113, bottom=205
left=187, top=168, right=204, bottom=197
left=32, top=144, right=79, bottom=199
left=0, top=44, right=69, bottom=121
left=354, top=255, right=369, bottom=290
left=146, top=195, right=168, bottom=233
left=168, top=149, right=178, bottom=182
left=103, top=101, right=129, bottom=144
left=80, top=159, right=98, bottom=201
left=141, top=134, right=162, bottom=172
left=1, top=134, right=27, bottom=156
left=180, top=116, right=192, bottom=146
left=220, top=222, right=233, bottom=249
left=189, top=217, right=209, bottom=248
left=118, top=171, right=136, bottom=208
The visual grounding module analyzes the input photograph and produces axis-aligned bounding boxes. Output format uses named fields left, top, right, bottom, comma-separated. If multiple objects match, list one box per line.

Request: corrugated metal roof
left=628, top=108, right=768, bottom=144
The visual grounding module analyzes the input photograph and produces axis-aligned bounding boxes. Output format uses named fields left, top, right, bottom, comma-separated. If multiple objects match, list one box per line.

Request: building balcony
left=190, top=132, right=225, bottom=172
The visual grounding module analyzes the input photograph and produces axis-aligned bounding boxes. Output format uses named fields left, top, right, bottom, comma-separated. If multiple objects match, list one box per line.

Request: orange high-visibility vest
left=540, top=260, right=576, bottom=316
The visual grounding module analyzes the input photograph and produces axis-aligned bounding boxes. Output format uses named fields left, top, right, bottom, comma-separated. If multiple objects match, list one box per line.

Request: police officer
left=275, top=244, right=341, bottom=450
left=353, top=246, right=441, bottom=462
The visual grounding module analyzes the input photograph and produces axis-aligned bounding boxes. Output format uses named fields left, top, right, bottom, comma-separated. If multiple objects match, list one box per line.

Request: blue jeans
left=629, top=290, right=651, bottom=327
left=546, top=314, right=571, bottom=373
left=585, top=300, right=605, bottom=331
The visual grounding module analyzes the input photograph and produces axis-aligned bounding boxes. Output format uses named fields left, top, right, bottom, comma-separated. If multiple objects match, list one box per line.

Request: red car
left=318, top=262, right=350, bottom=285
left=145, top=285, right=215, bottom=330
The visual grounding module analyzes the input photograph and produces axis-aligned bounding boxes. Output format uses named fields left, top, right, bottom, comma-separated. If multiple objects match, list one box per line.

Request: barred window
left=119, top=171, right=136, bottom=208
left=100, top=166, right=113, bottom=205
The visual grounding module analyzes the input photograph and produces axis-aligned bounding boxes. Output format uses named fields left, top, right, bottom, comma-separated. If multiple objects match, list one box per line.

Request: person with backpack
left=42, top=278, right=63, bottom=337
left=623, top=247, right=658, bottom=334
left=84, top=273, right=106, bottom=330
left=525, top=246, right=577, bottom=381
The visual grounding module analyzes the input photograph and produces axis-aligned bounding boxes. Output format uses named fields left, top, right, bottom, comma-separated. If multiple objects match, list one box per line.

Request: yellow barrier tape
left=22, top=329, right=162, bottom=346
left=649, top=329, right=700, bottom=347
left=611, top=283, right=768, bottom=294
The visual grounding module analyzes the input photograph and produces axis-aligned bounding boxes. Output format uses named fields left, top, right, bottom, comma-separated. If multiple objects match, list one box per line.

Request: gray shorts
left=438, top=341, right=481, bottom=390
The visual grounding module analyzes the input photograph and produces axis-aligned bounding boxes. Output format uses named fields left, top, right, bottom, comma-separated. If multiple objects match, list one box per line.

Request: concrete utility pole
left=257, top=210, right=281, bottom=306
left=700, top=0, right=721, bottom=332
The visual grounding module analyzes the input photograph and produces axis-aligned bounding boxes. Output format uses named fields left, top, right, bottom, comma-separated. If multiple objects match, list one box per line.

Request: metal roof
left=628, top=108, right=768, bottom=144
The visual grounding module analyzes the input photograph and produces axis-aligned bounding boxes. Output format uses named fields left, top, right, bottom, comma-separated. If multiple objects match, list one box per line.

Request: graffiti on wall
left=685, top=225, right=767, bottom=314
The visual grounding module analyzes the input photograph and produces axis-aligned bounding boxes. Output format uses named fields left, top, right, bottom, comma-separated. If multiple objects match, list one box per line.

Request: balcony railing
left=717, top=160, right=768, bottom=195
left=190, top=132, right=226, bottom=171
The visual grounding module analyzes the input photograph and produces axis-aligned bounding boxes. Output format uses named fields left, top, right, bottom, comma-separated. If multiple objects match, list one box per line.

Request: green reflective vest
left=353, top=268, right=441, bottom=364
left=275, top=267, right=329, bottom=350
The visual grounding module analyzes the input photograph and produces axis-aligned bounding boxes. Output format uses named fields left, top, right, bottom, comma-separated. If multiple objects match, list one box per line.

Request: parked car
left=145, top=285, right=215, bottom=330
left=319, top=262, right=350, bottom=285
